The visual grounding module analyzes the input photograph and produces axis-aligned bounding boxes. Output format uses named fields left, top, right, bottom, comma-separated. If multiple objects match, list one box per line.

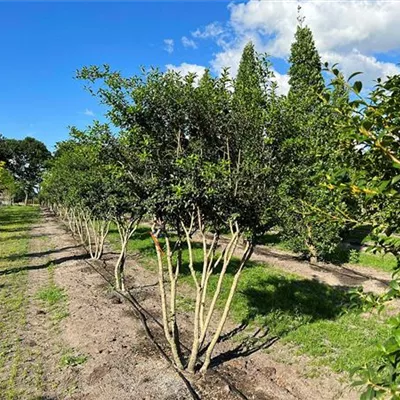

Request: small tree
left=41, top=134, right=112, bottom=258
left=42, top=123, right=146, bottom=291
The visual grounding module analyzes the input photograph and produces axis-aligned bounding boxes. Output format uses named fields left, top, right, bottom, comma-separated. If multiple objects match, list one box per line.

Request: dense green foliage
left=0, top=136, right=51, bottom=203
left=322, top=71, right=400, bottom=399
left=70, top=45, right=282, bottom=372
left=0, top=161, right=18, bottom=203
left=277, top=24, right=356, bottom=261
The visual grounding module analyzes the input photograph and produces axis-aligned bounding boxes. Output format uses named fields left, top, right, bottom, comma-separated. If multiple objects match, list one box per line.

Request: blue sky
left=0, top=2, right=229, bottom=150
left=1, top=1, right=399, bottom=151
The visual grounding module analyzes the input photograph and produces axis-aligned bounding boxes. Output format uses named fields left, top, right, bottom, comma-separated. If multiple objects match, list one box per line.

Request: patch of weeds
left=36, top=285, right=65, bottom=306
left=303, top=366, right=321, bottom=379
left=348, top=249, right=360, bottom=264
left=5, top=348, right=21, bottom=400
left=104, top=282, right=115, bottom=294
left=52, top=310, right=69, bottom=322
left=60, top=352, right=87, bottom=367
left=36, top=263, right=69, bottom=324
left=32, top=357, right=44, bottom=394
left=176, top=295, right=195, bottom=312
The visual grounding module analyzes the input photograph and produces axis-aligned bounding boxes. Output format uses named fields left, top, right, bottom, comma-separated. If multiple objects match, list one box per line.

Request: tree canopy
left=0, top=136, right=51, bottom=204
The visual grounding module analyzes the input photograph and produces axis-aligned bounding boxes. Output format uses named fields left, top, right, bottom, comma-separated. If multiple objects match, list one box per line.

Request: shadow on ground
left=0, top=253, right=89, bottom=276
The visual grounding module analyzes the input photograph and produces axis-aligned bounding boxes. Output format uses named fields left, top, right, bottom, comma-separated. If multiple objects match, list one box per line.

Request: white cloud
left=192, top=22, right=224, bottom=39
left=272, top=70, right=290, bottom=95
left=182, top=36, right=197, bottom=49
left=166, top=63, right=206, bottom=80
left=195, top=0, right=400, bottom=92
left=229, top=1, right=400, bottom=57
left=171, top=1, right=399, bottom=95
left=163, top=38, right=174, bottom=54
left=322, top=49, right=400, bottom=86
left=84, top=109, right=95, bottom=117
left=211, top=45, right=243, bottom=77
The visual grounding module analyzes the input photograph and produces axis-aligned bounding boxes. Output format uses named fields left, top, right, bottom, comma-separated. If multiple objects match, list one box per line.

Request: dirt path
left=19, top=221, right=80, bottom=398
left=35, top=213, right=191, bottom=400
left=248, top=245, right=391, bottom=294
left=201, top=232, right=392, bottom=296
left=0, top=207, right=81, bottom=399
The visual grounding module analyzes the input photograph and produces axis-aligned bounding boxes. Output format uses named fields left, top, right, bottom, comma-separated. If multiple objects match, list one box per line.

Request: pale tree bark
left=84, top=215, right=110, bottom=260
left=152, top=227, right=184, bottom=370
left=75, top=209, right=87, bottom=244
left=151, top=210, right=254, bottom=374
left=306, top=223, right=318, bottom=263
left=187, top=220, right=241, bottom=373
left=200, top=241, right=253, bottom=373
left=114, top=219, right=139, bottom=292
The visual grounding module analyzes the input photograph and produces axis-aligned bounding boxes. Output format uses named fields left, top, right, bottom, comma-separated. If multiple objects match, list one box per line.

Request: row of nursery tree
left=40, top=23, right=399, bottom=395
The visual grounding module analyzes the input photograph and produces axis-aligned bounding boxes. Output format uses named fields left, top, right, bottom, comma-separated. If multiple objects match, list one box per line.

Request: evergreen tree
left=231, top=42, right=281, bottom=235
left=279, top=23, right=348, bottom=262
left=231, top=42, right=265, bottom=159
left=288, top=24, right=324, bottom=98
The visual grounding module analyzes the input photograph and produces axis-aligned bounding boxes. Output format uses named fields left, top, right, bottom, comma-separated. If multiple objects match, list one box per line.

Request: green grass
left=108, top=224, right=391, bottom=376
left=283, top=312, right=389, bottom=373
left=259, top=230, right=397, bottom=273
left=351, top=250, right=396, bottom=272
left=0, top=206, right=77, bottom=398
left=36, top=285, right=65, bottom=305
left=257, top=231, right=292, bottom=251
left=176, top=294, right=196, bottom=312
left=36, top=264, right=69, bottom=325
left=60, top=352, right=87, bottom=368
left=0, top=205, right=40, bottom=399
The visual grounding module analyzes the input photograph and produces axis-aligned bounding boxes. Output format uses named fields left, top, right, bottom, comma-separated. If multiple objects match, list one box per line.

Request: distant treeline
left=0, top=136, right=51, bottom=204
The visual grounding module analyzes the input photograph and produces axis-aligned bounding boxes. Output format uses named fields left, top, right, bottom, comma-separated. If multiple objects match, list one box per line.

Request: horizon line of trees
left=39, top=20, right=399, bottom=396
